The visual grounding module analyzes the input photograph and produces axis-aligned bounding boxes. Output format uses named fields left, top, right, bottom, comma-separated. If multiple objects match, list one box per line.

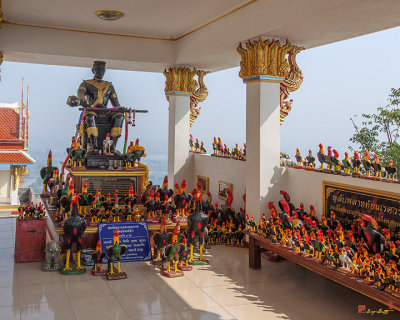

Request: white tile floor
left=0, top=216, right=399, bottom=320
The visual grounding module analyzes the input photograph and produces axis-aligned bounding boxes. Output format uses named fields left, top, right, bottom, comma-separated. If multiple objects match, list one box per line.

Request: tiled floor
left=0, top=216, right=399, bottom=320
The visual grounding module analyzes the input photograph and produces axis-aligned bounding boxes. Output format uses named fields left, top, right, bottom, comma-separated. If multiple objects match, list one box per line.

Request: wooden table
left=247, top=231, right=400, bottom=311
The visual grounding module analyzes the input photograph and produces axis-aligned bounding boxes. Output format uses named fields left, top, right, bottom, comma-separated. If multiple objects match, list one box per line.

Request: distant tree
left=349, top=88, right=400, bottom=166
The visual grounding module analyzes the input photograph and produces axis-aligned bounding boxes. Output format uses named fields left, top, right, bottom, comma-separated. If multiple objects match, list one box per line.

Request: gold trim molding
left=65, top=168, right=145, bottom=177
left=10, top=165, right=28, bottom=190
left=237, top=38, right=304, bottom=125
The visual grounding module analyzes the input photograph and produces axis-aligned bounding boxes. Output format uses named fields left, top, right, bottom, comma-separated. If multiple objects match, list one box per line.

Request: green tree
left=349, top=88, right=400, bottom=166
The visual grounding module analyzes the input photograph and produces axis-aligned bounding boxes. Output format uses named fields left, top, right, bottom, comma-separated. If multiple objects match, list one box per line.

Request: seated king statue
left=67, top=61, right=124, bottom=154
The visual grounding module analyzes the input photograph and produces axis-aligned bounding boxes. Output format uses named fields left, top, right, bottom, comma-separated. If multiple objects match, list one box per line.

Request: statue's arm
left=67, top=81, right=88, bottom=107
left=109, top=84, right=121, bottom=108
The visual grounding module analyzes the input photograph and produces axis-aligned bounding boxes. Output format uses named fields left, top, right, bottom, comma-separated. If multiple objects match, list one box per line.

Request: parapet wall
left=280, top=168, right=400, bottom=219
left=190, top=153, right=400, bottom=220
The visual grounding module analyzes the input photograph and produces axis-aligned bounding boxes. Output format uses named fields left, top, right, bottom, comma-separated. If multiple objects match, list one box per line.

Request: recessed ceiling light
left=95, top=10, right=124, bottom=21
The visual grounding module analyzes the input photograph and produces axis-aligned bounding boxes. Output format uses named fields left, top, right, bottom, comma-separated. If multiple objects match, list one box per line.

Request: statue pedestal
left=66, top=167, right=146, bottom=203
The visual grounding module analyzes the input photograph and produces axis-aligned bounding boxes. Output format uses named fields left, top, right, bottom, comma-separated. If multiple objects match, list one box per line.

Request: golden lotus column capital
left=237, top=38, right=304, bottom=124
left=163, top=66, right=197, bottom=97
left=237, top=38, right=300, bottom=82
left=10, top=165, right=28, bottom=190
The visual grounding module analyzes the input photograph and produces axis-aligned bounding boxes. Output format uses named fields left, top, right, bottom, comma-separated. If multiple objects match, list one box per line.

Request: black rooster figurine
left=187, top=191, right=209, bottom=264
left=91, top=240, right=106, bottom=276
left=61, top=194, right=87, bottom=275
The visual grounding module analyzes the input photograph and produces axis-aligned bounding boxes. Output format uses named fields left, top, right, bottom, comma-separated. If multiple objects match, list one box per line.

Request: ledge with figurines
left=290, top=144, right=400, bottom=184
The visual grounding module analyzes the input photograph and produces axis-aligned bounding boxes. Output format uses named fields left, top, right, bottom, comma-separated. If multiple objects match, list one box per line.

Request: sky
left=1, top=25, right=400, bottom=186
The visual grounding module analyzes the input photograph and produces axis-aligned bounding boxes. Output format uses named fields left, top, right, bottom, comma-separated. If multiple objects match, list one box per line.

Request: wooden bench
left=247, top=231, right=400, bottom=311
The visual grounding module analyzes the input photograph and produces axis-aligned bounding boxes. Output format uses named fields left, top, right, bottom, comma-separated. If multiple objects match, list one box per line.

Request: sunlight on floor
left=0, top=217, right=398, bottom=320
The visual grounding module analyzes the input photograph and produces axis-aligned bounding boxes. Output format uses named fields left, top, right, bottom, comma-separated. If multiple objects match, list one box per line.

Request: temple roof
left=0, top=102, right=34, bottom=164
left=0, top=151, right=35, bottom=164
left=0, top=107, right=20, bottom=141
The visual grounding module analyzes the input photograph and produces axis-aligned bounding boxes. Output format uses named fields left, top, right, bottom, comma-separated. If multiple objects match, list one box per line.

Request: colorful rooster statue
left=61, top=193, right=87, bottom=274
left=317, top=144, right=326, bottom=169
left=187, top=191, right=209, bottom=264
left=40, top=151, right=58, bottom=194
left=106, top=229, right=127, bottom=280
left=352, top=151, right=362, bottom=174
left=362, top=151, right=372, bottom=177
left=91, top=240, right=106, bottom=276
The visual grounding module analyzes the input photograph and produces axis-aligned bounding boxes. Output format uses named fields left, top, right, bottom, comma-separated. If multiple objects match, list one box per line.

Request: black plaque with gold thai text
left=323, top=182, right=400, bottom=234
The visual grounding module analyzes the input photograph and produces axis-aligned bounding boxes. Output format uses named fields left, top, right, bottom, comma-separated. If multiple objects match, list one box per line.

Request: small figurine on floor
left=106, top=229, right=127, bottom=280
left=61, top=194, right=87, bottom=275
left=42, top=241, right=62, bottom=271
left=187, top=192, right=209, bottom=265
left=162, top=241, right=184, bottom=277
left=152, top=217, right=172, bottom=264
left=178, top=237, right=192, bottom=271
left=91, top=240, right=106, bottom=276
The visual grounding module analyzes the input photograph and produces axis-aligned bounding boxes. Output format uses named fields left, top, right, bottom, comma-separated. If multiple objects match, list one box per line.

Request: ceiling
left=3, top=0, right=250, bottom=39
left=1, top=0, right=400, bottom=72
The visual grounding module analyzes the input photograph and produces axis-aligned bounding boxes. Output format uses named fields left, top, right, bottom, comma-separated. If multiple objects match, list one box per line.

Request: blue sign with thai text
left=98, top=222, right=152, bottom=262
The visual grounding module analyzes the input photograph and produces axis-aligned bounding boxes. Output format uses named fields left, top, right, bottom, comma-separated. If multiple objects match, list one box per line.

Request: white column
left=167, top=94, right=191, bottom=187
left=245, top=80, right=281, bottom=220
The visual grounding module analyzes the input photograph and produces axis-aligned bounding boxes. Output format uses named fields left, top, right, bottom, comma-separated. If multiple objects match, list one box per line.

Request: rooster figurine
left=189, top=134, right=194, bottom=152
left=61, top=194, right=87, bottom=274
left=187, top=191, right=209, bottom=264
left=352, top=151, right=362, bottom=175
left=152, top=217, right=172, bottom=264
left=362, top=151, right=372, bottom=177
left=385, top=159, right=397, bottom=180
left=106, top=229, right=127, bottom=280
left=305, top=149, right=315, bottom=168
left=295, top=148, right=304, bottom=167
left=40, top=151, right=58, bottom=194
left=341, top=152, right=352, bottom=174
left=359, top=214, right=385, bottom=254
left=317, top=144, right=327, bottom=169
left=331, top=149, right=342, bottom=173
left=371, top=154, right=383, bottom=178
left=91, top=240, right=106, bottom=276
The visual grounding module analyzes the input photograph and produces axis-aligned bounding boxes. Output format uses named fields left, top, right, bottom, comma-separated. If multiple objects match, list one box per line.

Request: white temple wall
left=192, top=153, right=246, bottom=211
left=0, top=169, right=11, bottom=201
